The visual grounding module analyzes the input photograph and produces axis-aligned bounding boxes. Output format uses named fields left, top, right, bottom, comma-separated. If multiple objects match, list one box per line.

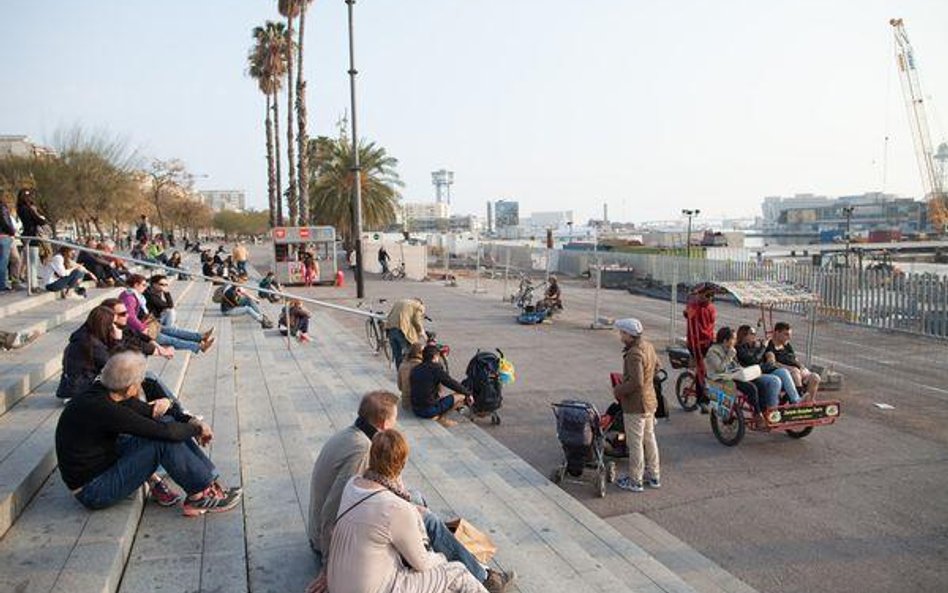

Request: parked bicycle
left=358, top=299, right=391, bottom=363
left=382, top=261, right=406, bottom=281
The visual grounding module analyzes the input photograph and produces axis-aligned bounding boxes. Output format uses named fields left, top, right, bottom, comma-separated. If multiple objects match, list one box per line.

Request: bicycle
left=382, top=262, right=406, bottom=281
left=358, top=299, right=391, bottom=363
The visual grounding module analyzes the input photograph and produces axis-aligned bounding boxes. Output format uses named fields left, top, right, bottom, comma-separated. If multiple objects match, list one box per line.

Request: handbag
left=721, top=364, right=762, bottom=382
left=445, top=518, right=497, bottom=564
left=143, top=316, right=161, bottom=340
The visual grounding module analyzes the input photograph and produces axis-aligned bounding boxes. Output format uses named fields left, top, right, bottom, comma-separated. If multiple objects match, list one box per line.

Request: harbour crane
left=889, top=18, right=948, bottom=232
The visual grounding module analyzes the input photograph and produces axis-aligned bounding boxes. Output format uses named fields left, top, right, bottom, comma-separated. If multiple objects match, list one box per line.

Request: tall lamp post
left=346, top=0, right=365, bottom=298
left=682, top=209, right=700, bottom=258
left=842, top=206, right=855, bottom=268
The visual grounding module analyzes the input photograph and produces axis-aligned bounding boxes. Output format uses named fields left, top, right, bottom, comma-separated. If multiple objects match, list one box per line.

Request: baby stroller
left=462, top=349, right=504, bottom=425
left=550, top=400, right=617, bottom=498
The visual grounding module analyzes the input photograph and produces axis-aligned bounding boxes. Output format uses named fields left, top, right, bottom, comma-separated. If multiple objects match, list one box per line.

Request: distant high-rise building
left=431, top=169, right=454, bottom=205
left=486, top=201, right=493, bottom=233
left=494, top=200, right=519, bottom=228
left=198, top=190, right=246, bottom=212
left=403, top=201, right=449, bottom=221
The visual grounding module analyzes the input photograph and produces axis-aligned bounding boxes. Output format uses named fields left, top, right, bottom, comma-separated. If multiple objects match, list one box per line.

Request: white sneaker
left=66, top=292, right=86, bottom=300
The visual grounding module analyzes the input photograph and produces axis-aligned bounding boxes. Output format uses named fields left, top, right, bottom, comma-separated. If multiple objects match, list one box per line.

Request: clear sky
left=2, top=0, right=947, bottom=225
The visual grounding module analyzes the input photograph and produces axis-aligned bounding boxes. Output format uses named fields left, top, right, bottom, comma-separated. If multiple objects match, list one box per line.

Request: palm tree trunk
left=296, top=2, right=309, bottom=225
left=285, top=15, right=298, bottom=226
left=265, top=94, right=277, bottom=227
left=273, top=93, right=284, bottom=226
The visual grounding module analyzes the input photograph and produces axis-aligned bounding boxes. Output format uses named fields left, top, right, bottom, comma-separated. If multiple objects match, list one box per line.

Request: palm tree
left=278, top=0, right=301, bottom=226
left=295, top=0, right=314, bottom=225
left=308, top=134, right=403, bottom=248
left=249, top=21, right=289, bottom=226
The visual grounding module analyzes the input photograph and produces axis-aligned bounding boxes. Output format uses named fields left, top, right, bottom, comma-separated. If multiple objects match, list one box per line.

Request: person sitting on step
left=304, top=392, right=514, bottom=593
left=220, top=282, right=274, bottom=329
left=397, top=342, right=425, bottom=410
left=328, top=430, right=505, bottom=593
left=257, top=270, right=283, bottom=303
left=56, top=306, right=120, bottom=400
left=410, top=345, right=472, bottom=428
left=42, top=245, right=96, bottom=299
left=121, top=274, right=212, bottom=354
left=278, top=299, right=312, bottom=342
left=55, top=351, right=241, bottom=516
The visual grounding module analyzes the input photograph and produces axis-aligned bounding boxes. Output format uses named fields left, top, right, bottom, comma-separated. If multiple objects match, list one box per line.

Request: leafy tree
left=146, top=159, right=193, bottom=235
left=308, top=134, right=403, bottom=247
left=213, top=210, right=270, bottom=239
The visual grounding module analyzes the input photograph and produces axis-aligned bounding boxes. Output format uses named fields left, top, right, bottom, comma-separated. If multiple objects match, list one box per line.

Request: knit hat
left=615, top=318, right=643, bottom=337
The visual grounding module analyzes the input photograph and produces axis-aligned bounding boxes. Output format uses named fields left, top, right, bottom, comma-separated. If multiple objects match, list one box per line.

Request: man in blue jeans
left=304, top=391, right=515, bottom=593
left=55, top=351, right=241, bottom=516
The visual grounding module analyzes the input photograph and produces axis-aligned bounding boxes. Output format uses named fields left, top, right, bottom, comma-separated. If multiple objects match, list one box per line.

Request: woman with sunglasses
left=56, top=306, right=121, bottom=399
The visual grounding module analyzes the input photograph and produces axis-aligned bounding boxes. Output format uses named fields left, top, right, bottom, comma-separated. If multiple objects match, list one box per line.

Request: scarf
left=363, top=469, right=412, bottom=502
left=354, top=416, right=378, bottom=441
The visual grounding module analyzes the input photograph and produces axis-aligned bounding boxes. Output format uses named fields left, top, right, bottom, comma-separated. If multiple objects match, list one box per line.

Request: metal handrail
left=20, top=236, right=382, bottom=321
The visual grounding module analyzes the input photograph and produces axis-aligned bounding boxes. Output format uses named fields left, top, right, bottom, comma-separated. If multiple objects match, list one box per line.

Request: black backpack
left=463, top=350, right=503, bottom=414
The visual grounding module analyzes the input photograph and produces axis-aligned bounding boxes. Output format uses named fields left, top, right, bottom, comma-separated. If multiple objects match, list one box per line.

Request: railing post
left=503, top=249, right=510, bottom=302
left=24, top=238, right=34, bottom=295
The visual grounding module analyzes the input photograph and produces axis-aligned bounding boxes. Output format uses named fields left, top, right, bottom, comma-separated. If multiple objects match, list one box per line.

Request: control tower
left=431, top=169, right=454, bottom=205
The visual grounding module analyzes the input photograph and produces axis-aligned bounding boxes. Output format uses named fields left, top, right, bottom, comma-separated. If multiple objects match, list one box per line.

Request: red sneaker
left=150, top=479, right=184, bottom=507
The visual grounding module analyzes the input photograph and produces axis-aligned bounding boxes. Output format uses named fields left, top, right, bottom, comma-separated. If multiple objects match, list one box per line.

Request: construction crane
left=889, top=18, right=948, bottom=232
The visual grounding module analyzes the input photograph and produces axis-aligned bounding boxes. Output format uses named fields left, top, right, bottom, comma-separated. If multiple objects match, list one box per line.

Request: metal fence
left=482, top=244, right=948, bottom=340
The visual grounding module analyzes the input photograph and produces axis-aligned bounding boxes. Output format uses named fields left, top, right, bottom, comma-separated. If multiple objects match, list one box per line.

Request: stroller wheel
left=596, top=469, right=607, bottom=498
left=551, top=466, right=566, bottom=484
left=491, top=413, right=501, bottom=425
left=607, top=461, right=617, bottom=484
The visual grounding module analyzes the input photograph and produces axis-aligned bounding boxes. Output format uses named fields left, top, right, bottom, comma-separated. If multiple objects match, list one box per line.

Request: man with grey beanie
left=612, top=318, right=661, bottom=492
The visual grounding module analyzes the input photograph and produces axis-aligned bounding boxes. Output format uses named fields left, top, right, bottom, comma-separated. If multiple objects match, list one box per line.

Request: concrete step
left=0, top=283, right=209, bottom=564
left=0, top=286, right=114, bottom=349
left=118, top=317, right=248, bottom=593
left=0, top=280, right=195, bottom=417
left=0, top=281, right=95, bottom=319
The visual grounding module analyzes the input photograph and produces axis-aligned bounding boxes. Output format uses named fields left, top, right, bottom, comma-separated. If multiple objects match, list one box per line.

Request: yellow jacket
left=385, top=299, right=426, bottom=344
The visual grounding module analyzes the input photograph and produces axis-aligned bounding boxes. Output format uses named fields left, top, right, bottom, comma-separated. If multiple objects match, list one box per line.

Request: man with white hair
left=612, top=318, right=661, bottom=493
left=55, top=351, right=241, bottom=516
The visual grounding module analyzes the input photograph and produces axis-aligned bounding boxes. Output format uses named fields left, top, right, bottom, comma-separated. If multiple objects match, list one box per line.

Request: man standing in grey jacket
left=305, top=391, right=515, bottom=593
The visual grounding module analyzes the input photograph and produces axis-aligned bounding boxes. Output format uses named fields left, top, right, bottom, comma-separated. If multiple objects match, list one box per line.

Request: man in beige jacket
left=612, top=318, right=661, bottom=493
left=385, top=297, right=427, bottom=367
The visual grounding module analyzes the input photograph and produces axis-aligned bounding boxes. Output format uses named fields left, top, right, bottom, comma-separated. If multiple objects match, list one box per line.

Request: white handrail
left=19, top=236, right=382, bottom=321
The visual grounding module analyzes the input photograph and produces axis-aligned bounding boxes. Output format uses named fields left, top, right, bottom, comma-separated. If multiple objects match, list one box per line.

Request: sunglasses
left=158, top=283, right=169, bottom=287
left=115, top=311, right=129, bottom=317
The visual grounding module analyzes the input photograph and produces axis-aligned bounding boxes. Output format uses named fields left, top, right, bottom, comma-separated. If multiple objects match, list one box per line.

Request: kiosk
left=272, top=226, right=338, bottom=285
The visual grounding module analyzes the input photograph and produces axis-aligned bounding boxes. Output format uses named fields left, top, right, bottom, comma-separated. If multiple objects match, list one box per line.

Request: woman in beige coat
left=328, top=430, right=487, bottom=593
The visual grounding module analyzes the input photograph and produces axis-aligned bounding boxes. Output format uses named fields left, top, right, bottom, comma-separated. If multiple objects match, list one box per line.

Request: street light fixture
left=681, top=209, right=700, bottom=258
left=842, top=206, right=855, bottom=267
left=346, top=0, right=366, bottom=298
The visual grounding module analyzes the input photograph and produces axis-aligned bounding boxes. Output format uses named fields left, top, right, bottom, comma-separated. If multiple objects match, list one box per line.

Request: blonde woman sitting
left=328, top=429, right=488, bottom=593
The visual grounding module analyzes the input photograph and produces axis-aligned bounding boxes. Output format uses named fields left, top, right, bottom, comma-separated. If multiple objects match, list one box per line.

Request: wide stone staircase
left=0, top=270, right=756, bottom=593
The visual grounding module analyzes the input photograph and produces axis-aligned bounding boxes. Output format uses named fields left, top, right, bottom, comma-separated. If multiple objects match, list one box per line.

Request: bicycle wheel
left=675, top=371, right=700, bottom=411
left=378, top=327, right=392, bottom=362
left=364, top=318, right=377, bottom=351
left=710, top=404, right=745, bottom=446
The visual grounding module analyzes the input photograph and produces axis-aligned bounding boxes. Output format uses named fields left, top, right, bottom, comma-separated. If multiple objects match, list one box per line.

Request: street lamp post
left=681, top=209, right=700, bottom=258
left=346, top=0, right=365, bottom=298
left=843, top=206, right=855, bottom=268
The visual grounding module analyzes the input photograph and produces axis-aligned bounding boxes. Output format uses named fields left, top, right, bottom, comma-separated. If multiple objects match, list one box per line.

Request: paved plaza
left=263, top=248, right=948, bottom=593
